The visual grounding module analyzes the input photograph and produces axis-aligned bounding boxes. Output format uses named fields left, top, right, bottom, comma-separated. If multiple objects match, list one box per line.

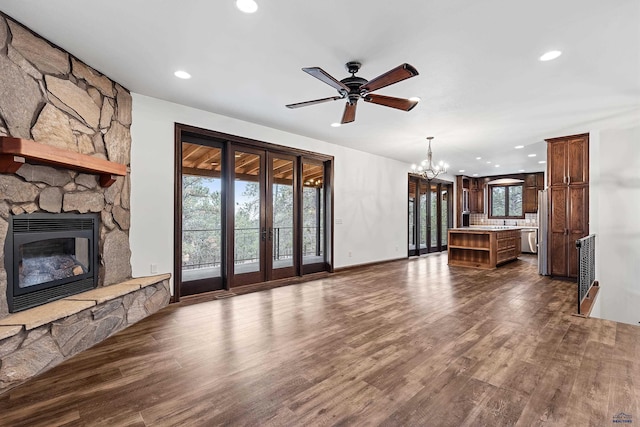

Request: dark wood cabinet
left=546, top=133, right=589, bottom=278
left=474, top=179, right=485, bottom=214
left=468, top=178, right=484, bottom=214
left=524, top=172, right=544, bottom=213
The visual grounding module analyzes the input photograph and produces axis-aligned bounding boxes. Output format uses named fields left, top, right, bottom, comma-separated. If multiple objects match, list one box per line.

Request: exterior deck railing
left=182, top=226, right=321, bottom=270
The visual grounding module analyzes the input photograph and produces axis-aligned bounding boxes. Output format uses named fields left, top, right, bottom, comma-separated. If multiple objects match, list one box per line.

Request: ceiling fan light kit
left=286, top=61, right=420, bottom=124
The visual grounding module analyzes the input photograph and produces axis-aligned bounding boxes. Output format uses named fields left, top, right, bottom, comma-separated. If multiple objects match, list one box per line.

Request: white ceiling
left=1, top=0, right=639, bottom=176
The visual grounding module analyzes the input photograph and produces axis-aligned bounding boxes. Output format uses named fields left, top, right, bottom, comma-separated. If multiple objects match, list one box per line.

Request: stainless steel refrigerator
left=538, top=189, right=549, bottom=275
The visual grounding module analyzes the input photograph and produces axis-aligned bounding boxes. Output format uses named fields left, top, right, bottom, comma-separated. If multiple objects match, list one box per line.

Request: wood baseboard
left=572, top=281, right=600, bottom=318
left=333, top=257, right=407, bottom=273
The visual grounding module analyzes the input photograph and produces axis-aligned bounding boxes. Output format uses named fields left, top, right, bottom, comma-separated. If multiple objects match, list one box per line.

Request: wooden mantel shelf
left=0, top=137, right=126, bottom=187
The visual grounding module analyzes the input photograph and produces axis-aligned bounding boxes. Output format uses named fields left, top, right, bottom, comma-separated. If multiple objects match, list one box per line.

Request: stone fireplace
left=0, top=13, right=170, bottom=393
left=0, top=12, right=133, bottom=317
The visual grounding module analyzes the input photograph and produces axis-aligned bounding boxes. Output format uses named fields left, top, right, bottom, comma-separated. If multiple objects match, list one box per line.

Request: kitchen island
left=447, top=227, right=521, bottom=269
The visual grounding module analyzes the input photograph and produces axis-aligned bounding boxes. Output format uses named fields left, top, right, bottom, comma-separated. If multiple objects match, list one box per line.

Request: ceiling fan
left=286, top=61, right=419, bottom=124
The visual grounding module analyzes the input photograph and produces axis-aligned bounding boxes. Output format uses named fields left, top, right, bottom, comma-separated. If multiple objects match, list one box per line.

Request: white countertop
left=469, top=225, right=538, bottom=230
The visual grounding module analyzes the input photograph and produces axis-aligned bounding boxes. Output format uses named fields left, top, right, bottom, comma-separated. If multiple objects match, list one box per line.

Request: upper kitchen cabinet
left=548, top=134, right=589, bottom=186
left=456, top=176, right=485, bottom=218
left=523, top=172, right=544, bottom=213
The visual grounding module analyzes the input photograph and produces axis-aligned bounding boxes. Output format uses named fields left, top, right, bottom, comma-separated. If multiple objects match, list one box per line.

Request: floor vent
left=214, top=292, right=237, bottom=299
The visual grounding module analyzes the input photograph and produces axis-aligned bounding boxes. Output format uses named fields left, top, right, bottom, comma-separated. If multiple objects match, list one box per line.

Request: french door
left=231, top=147, right=297, bottom=286
left=408, top=176, right=452, bottom=256
left=175, top=124, right=333, bottom=301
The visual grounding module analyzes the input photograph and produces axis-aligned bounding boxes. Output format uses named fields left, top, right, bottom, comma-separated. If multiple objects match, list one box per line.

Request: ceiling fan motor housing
left=340, top=75, right=368, bottom=104
left=286, top=60, right=419, bottom=122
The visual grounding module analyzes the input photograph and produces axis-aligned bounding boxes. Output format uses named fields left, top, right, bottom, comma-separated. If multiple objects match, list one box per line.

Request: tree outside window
left=489, top=184, right=523, bottom=218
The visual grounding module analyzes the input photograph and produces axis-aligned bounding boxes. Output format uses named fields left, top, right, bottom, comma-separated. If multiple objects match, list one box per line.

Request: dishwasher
left=521, top=228, right=538, bottom=254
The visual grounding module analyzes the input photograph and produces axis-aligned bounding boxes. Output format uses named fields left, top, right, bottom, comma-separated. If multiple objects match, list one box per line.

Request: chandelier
left=411, top=136, right=449, bottom=181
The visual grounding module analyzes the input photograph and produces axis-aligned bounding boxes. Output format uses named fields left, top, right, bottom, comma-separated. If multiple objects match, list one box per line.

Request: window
left=489, top=184, right=523, bottom=218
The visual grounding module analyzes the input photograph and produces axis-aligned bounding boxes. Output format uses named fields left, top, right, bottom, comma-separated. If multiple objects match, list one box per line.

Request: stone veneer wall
left=0, top=13, right=133, bottom=318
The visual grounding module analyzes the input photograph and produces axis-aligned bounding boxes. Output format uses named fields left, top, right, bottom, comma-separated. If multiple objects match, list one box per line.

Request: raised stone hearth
left=0, top=274, right=170, bottom=393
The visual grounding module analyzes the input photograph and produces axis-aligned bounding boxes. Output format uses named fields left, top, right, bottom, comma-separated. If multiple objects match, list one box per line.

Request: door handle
left=261, top=227, right=267, bottom=241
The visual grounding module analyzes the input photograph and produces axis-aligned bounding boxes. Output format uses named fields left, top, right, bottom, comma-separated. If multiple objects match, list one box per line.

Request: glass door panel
left=419, top=181, right=428, bottom=254
left=408, top=179, right=417, bottom=256
left=441, top=187, right=449, bottom=248
left=429, top=184, right=438, bottom=251
left=269, top=155, right=296, bottom=279
left=233, top=150, right=264, bottom=282
left=302, top=162, right=325, bottom=267
left=181, top=142, right=223, bottom=294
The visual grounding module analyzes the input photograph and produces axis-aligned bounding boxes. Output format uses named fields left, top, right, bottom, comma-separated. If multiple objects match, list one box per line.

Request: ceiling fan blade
left=286, top=96, right=343, bottom=109
left=363, top=94, right=419, bottom=111
left=302, top=67, right=350, bottom=94
left=360, top=63, right=419, bottom=93
left=341, top=101, right=357, bottom=124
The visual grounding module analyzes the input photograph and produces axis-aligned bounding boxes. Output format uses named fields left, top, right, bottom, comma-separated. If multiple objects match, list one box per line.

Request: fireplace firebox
left=5, top=213, right=99, bottom=313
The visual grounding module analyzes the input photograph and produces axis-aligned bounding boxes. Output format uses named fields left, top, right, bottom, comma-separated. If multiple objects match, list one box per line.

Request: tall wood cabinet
left=546, top=133, right=589, bottom=278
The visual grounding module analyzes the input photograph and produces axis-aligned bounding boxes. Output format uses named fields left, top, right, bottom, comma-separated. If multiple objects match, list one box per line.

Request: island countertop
left=448, top=227, right=522, bottom=269
left=449, top=226, right=523, bottom=232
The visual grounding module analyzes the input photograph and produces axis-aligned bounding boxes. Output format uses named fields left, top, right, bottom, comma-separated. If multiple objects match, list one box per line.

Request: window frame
left=488, top=183, right=524, bottom=219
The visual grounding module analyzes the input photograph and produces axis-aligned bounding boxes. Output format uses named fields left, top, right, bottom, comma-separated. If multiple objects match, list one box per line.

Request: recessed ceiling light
left=514, top=145, right=524, bottom=149
left=174, top=70, right=191, bottom=79
left=518, top=169, right=525, bottom=172
left=409, top=97, right=421, bottom=102
left=330, top=122, right=341, bottom=128
left=538, top=160, right=546, bottom=164
left=486, top=161, right=491, bottom=164
left=476, top=157, right=482, bottom=160
left=473, top=173, right=478, bottom=177
left=495, top=164, right=500, bottom=167
left=528, top=154, right=536, bottom=157
left=540, top=50, right=562, bottom=61
left=236, top=0, right=258, bottom=13
left=459, top=169, right=465, bottom=173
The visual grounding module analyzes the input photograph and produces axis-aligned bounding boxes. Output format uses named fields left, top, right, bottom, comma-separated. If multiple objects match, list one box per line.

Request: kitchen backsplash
left=469, top=213, right=538, bottom=227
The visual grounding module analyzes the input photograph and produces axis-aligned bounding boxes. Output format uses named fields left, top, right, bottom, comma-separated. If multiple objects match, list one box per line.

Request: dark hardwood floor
left=1, top=254, right=638, bottom=426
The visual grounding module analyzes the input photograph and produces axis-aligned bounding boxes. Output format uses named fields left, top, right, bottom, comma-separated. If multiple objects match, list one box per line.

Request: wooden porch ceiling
left=181, top=142, right=324, bottom=187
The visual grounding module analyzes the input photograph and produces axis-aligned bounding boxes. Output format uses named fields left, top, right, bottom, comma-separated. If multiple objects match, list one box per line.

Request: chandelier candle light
left=411, top=136, right=449, bottom=181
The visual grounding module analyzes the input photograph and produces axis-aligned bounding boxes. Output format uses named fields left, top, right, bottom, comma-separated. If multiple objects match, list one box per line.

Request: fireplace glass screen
left=6, top=213, right=99, bottom=313
left=19, top=237, right=90, bottom=288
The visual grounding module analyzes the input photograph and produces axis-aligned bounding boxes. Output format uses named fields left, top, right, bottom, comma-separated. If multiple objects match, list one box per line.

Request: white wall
left=129, top=94, right=409, bottom=292
left=589, top=125, right=640, bottom=326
